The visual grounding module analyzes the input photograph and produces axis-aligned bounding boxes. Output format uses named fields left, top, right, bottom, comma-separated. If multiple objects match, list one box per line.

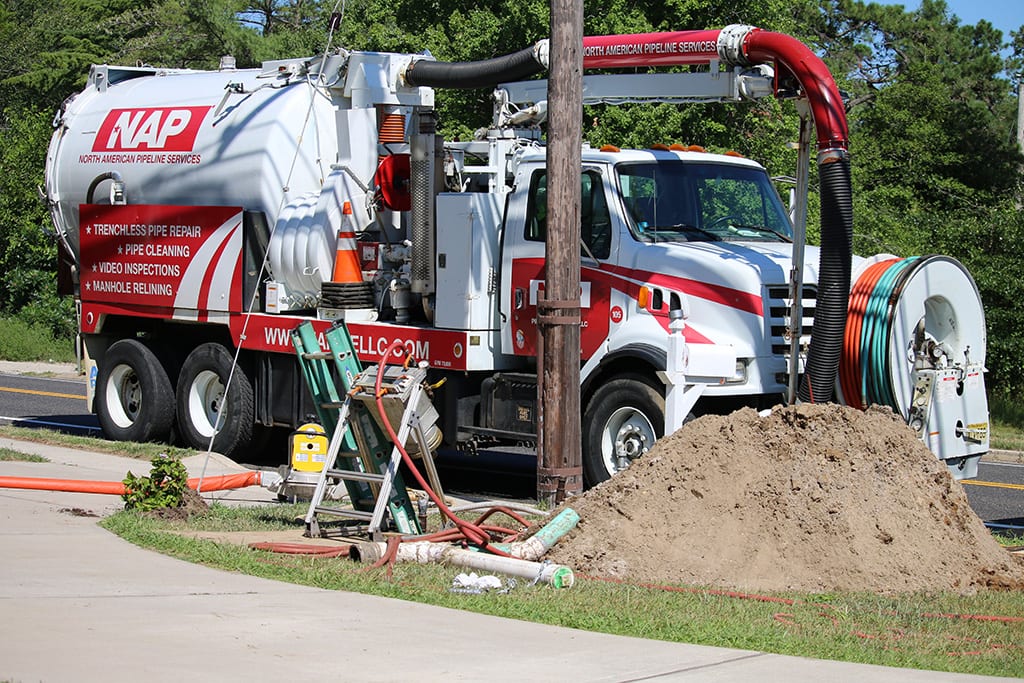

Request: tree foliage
left=797, top=0, right=1023, bottom=391
left=1, top=0, right=1023, bottom=394
left=0, top=106, right=73, bottom=336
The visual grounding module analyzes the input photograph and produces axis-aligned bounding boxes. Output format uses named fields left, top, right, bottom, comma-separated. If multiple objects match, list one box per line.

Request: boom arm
left=406, top=26, right=848, bottom=154
left=578, top=27, right=849, bottom=154
left=405, top=25, right=853, bottom=402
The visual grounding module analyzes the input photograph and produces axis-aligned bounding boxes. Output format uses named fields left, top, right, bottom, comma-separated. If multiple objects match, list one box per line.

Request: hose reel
left=840, top=255, right=988, bottom=476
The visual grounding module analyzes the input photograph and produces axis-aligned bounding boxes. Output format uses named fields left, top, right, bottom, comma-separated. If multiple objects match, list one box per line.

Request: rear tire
left=175, top=343, right=254, bottom=459
left=582, top=376, right=664, bottom=487
left=95, top=339, right=175, bottom=443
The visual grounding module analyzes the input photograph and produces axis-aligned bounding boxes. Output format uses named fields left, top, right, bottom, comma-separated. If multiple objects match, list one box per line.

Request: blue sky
left=887, top=1, right=1021, bottom=39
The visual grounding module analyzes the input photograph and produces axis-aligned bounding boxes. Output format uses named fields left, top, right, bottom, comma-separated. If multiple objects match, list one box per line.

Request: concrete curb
left=0, top=359, right=82, bottom=379
left=985, top=449, right=1024, bottom=466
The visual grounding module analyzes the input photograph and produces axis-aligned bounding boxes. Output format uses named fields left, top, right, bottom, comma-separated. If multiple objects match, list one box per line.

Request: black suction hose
left=798, top=156, right=853, bottom=403
left=86, top=171, right=123, bottom=204
left=404, top=46, right=546, bottom=90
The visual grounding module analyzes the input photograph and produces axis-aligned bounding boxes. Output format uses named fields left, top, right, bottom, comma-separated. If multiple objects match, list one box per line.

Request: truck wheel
left=95, top=339, right=175, bottom=443
left=582, top=376, right=664, bottom=487
left=175, top=343, right=253, bottom=459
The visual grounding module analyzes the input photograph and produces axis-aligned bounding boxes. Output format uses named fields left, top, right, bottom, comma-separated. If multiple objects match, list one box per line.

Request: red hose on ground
left=582, top=573, right=1023, bottom=627
left=374, top=342, right=514, bottom=556
left=919, top=612, right=1024, bottom=624
left=0, top=477, right=128, bottom=495
left=0, top=470, right=264, bottom=495
left=580, top=572, right=798, bottom=605
left=189, top=471, right=263, bottom=492
left=249, top=542, right=351, bottom=558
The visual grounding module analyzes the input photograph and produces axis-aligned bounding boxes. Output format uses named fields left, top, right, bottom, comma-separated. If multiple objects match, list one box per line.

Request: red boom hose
left=581, top=27, right=848, bottom=153
left=744, top=30, right=849, bottom=152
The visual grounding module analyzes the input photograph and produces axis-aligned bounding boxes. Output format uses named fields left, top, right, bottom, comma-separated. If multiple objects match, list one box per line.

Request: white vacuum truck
left=43, top=25, right=989, bottom=484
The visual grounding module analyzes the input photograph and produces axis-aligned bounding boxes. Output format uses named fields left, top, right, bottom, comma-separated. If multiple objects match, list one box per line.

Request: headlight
left=725, top=359, right=748, bottom=384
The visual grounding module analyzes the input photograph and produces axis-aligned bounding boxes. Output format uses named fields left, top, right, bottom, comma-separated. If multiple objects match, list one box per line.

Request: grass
left=0, top=316, right=76, bottom=363
left=101, top=504, right=1024, bottom=678
left=0, top=425, right=196, bottom=460
left=0, top=447, right=47, bottom=462
left=992, top=531, right=1024, bottom=550
left=990, top=394, right=1024, bottom=452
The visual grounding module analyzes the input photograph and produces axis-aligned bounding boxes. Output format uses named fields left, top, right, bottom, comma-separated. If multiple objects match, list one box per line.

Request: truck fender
left=581, top=343, right=665, bottom=401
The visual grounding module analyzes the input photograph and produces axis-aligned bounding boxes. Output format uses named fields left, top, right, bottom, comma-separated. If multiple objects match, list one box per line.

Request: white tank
left=47, top=63, right=341, bottom=252
left=45, top=61, right=347, bottom=300
left=45, top=52, right=437, bottom=303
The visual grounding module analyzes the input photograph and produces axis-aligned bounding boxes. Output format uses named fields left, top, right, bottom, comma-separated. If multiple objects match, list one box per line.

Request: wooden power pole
left=1017, top=83, right=1023, bottom=152
left=537, top=0, right=583, bottom=505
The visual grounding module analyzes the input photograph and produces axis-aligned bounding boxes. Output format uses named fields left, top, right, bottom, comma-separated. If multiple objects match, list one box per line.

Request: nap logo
left=92, top=106, right=211, bottom=152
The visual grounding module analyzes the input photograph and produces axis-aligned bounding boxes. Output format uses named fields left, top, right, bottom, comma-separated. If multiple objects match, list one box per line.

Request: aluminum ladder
left=291, top=321, right=422, bottom=538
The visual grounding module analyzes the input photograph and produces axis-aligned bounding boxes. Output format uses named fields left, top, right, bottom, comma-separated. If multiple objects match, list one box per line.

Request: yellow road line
left=962, top=480, right=1024, bottom=491
left=0, top=386, right=85, bottom=400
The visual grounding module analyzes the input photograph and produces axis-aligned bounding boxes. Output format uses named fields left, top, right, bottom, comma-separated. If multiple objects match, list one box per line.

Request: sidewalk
left=0, top=439, right=1016, bottom=682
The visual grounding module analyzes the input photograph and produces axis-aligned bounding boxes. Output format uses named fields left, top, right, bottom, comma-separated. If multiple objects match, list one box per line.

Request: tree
left=114, top=0, right=262, bottom=69
left=800, top=0, right=1024, bottom=392
left=800, top=1, right=1020, bottom=210
left=0, top=0, right=262, bottom=342
left=0, top=107, right=74, bottom=337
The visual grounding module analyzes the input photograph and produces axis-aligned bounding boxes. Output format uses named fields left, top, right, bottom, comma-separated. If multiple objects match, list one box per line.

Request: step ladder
left=291, top=321, right=443, bottom=539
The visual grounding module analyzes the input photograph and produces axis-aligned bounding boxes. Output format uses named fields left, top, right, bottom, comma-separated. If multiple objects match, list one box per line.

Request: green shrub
left=122, top=456, right=189, bottom=511
left=0, top=315, right=75, bottom=362
left=17, top=291, right=76, bottom=340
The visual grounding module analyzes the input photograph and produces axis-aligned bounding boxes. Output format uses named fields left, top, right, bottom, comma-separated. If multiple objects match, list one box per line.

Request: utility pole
left=536, top=0, right=583, bottom=505
left=1015, top=81, right=1024, bottom=151
left=1017, top=83, right=1023, bottom=152
left=1017, top=83, right=1023, bottom=211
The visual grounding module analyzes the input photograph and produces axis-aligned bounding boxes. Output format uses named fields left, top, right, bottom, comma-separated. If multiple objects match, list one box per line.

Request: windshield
left=617, top=161, right=793, bottom=243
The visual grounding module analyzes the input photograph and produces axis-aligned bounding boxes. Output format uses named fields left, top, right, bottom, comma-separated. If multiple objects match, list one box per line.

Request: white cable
left=198, top=12, right=348, bottom=493
left=450, top=501, right=550, bottom=517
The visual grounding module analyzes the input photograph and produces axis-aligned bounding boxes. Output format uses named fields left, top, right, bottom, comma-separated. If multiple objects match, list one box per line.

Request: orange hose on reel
left=840, top=259, right=898, bottom=409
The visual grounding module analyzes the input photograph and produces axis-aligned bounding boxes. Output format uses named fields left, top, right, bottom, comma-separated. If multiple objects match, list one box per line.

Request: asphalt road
left=964, top=461, right=1024, bottom=539
left=0, top=371, right=101, bottom=435
left=1, top=370, right=1021, bottom=535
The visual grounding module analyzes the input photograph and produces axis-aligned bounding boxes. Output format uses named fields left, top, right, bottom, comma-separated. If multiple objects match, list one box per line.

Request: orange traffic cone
left=332, top=201, right=362, bottom=283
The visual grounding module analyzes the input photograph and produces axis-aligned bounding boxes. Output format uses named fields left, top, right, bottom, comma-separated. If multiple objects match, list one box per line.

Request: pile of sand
left=549, top=403, right=1024, bottom=594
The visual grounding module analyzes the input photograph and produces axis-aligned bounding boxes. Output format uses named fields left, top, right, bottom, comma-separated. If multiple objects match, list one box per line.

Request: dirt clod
left=59, top=507, right=99, bottom=518
left=549, top=403, right=1024, bottom=594
left=143, top=488, right=210, bottom=521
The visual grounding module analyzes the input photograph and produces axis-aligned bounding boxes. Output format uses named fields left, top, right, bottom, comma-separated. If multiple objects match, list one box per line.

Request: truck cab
left=501, top=145, right=803, bottom=385
left=434, top=131, right=816, bottom=484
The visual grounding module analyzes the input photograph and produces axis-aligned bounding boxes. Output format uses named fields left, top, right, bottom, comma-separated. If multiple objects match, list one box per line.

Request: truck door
left=501, top=167, right=614, bottom=359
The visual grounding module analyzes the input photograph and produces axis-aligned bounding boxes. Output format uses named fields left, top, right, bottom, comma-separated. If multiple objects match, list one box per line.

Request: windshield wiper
left=728, top=224, right=792, bottom=242
left=648, top=223, right=722, bottom=242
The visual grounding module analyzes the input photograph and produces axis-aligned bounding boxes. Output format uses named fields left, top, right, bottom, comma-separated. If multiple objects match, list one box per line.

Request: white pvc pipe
left=444, top=548, right=574, bottom=588
left=352, top=541, right=575, bottom=588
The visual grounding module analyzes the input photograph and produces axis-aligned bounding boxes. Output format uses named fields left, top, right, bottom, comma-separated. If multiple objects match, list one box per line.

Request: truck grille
left=766, top=284, right=816, bottom=356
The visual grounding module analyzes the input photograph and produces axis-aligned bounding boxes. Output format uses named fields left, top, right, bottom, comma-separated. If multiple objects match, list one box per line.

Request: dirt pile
left=549, top=403, right=1024, bottom=594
